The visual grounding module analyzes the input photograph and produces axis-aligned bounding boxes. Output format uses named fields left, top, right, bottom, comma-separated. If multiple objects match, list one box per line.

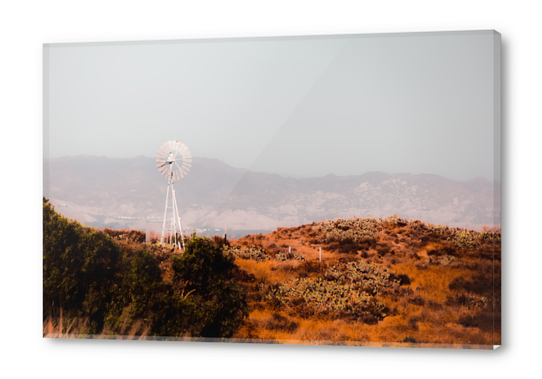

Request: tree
left=172, top=236, right=248, bottom=338
left=43, top=198, right=247, bottom=338
left=43, top=197, right=126, bottom=333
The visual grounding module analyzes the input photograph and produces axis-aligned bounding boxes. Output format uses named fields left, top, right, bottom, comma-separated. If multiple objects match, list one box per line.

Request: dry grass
left=44, top=309, right=150, bottom=340
left=235, top=259, right=301, bottom=284
left=231, top=217, right=501, bottom=348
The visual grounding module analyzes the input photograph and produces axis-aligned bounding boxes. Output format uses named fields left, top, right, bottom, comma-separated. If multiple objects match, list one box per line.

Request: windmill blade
left=170, top=162, right=179, bottom=176
left=158, top=146, right=169, bottom=157
left=174, top=164, right=185, bottom=179
left=159, top=145, right=170, bottom=157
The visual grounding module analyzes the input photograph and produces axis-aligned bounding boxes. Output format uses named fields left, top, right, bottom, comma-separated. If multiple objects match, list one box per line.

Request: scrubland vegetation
left=230, top=215, right=501, bottom=348
left=43, top=198, right=500, bottom=348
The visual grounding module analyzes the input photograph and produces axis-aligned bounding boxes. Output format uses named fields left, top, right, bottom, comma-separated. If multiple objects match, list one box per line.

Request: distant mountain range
left=43, top=155, right=500, bottom=234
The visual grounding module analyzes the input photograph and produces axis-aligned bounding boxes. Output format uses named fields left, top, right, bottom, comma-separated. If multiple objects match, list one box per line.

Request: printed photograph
left=43, top=31, right=501, bottom=348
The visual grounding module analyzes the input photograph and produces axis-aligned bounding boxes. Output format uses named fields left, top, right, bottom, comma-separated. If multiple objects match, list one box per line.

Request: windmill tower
left=155, top=140, right=192, bottom=250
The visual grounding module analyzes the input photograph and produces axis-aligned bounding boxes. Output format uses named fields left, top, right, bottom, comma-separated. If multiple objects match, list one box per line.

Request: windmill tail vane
left=155, top=140, right=192, bottom=250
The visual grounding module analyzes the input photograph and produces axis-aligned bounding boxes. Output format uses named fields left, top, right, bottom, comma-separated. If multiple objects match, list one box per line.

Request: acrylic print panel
left=43, top=30, right=501, bottom=349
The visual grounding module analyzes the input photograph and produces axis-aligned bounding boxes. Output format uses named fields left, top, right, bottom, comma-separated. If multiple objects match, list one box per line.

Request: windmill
left=155, top=140, right=192, bottom=250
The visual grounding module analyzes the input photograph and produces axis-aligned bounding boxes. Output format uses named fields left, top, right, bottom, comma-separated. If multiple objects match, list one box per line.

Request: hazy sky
left=44, top=31, right=500, bottom=181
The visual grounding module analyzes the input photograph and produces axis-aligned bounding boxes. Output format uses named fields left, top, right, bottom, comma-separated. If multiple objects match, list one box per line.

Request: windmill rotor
left=156, top=140, right=192, bottom=181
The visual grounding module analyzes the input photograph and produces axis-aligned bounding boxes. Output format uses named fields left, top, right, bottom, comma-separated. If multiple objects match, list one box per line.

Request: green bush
left=171, top=236, right=248, bottom=338
left=43, top=197, right=126, bottom=333
left=43, top=198, right=248, bottom=338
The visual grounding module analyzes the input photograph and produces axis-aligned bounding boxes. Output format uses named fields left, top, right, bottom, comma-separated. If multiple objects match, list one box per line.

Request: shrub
left=43, top=199, right=248, bottom=338
left=43, top=198, right=126, bottom=333
left=171, top=236, right=249, bottom=338
left=267, top=277, right=387, bottom=323
left=324, top=259, right=400, bottom=296
left=224, top=245, right=271, bottom=262
left=401, top=336, right=417, bottom=343
left=315, top=218, right=380, bottom=244
left=103, top=228, right=146, bottom=243
left=458, top=309, right=500, bottom=332
left=211, top=235, right=230, bottom=249
left=118, top=249, right=195, bottom=337
left=445, top=294, right=489, bottom=309
left=257, top=313, right=299, bottom=333
left=395, top=273, right=411, bottom=285
left=448, top=273, right=499, bottom=297
left=383, top=214, right=408, bottom=227
left=275, top=250, right=305, bottom=262
left=297, top=260, right=327, bottom=276
left=409, top=294, right=425, bottom=306
left=424, top=255, right=457, bottom=266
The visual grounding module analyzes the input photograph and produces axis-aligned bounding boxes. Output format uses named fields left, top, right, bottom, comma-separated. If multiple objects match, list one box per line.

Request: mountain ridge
left=43, top=156, right=500, bottom=233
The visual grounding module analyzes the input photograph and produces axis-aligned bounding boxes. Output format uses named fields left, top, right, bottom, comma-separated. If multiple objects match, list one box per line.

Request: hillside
left=44, top=155, right=500, bottom=234
left=226, top=215, right=501, bottom=348
left=97, top=214, right=500, bottom=348
left=44, top=192, right=501, bottom=348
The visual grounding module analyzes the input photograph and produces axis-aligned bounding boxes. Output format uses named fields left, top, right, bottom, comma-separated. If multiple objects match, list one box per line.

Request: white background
left=0, top=1, right=539, bottom=378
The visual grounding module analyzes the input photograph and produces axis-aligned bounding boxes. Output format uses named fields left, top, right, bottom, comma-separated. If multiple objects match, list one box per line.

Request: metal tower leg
left=172, top=186, right=185, bottom=250
left=160, top=179, right=171, bottom=245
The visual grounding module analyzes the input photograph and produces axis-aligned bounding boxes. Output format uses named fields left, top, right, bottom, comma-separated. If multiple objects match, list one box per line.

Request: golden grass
left=43, top=310, right=149, bottom=340
left=392, top=264, right=473, bottom=301
left=234, top=306, right=495, bottom=347
left=235, top=259, right=300, bottom=284
left=231, top=220, right=500, bottom=349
